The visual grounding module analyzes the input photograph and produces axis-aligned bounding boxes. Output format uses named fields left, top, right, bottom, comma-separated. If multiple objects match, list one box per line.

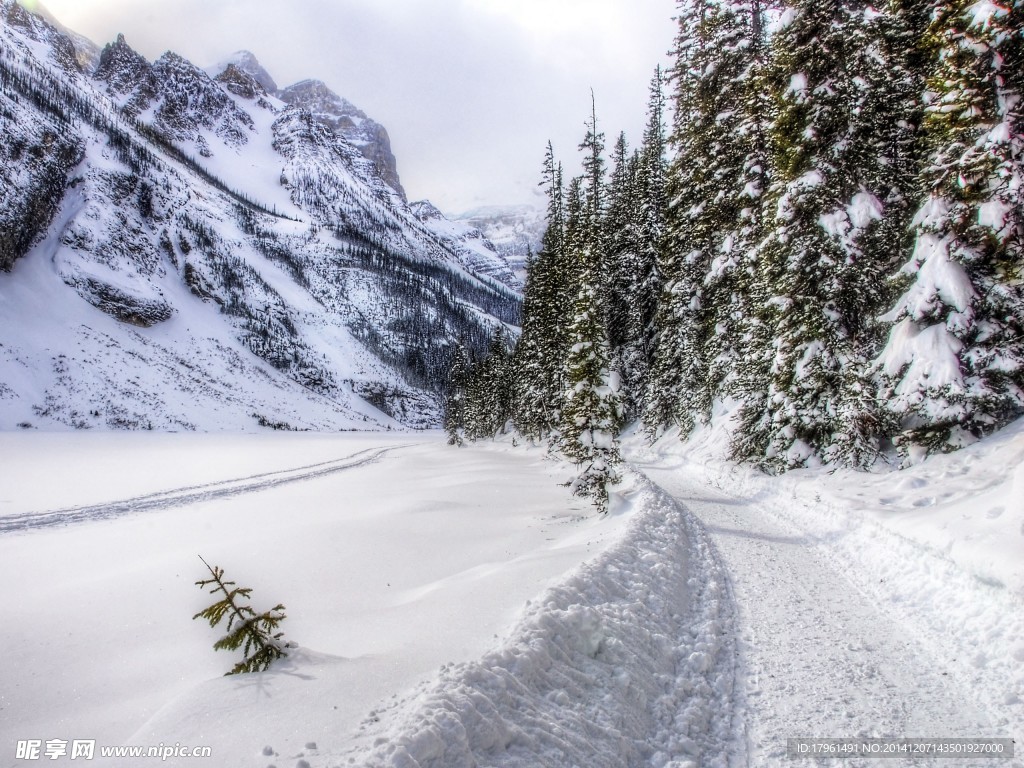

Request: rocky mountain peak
left=94, top=33, right=155, bottom=102
left=278, top=79, right=407, bottom=202
left=409, top=200, right=445, bottom=221
left=4, top=0, right=81, bottom=75
left=29, top=0, right=102, bottom=72
left=215, top=63, right=268, bottom=101
left=210, top=50, right=279, bottom=95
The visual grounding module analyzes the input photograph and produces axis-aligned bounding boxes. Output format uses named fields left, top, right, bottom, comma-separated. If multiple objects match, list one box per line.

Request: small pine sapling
left=193, top=555, right=289, bottom=675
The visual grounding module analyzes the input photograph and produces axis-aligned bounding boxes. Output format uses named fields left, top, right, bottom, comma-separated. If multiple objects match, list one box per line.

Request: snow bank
left=624, top=413, right=1024, bottom=746
left=333, top=471, right=742, bottom=768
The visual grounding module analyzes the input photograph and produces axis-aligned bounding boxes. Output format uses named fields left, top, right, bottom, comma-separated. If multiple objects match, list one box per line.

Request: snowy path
left=340, top=471, right=744, bottom=768
left=0, top=444, right=407, bottom=533
left=633, top=462, right=1007, bottom=767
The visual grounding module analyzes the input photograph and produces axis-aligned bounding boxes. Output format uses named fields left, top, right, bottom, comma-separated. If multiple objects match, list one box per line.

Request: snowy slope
left=0, top=432, right=634, bottom=766
left=411, top=200, right=520, bottom=289
left=0, top=2, right=520, bottom=431
left=455, top=204, right=546, bottom=283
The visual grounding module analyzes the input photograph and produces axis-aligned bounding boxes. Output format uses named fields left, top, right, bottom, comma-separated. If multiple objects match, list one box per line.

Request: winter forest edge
left=444, top=0, right=1024, bottom=509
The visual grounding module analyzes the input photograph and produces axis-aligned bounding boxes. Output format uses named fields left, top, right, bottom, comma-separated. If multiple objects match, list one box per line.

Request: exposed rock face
left=212, top=50, right=279, bottom=95
left=4, top=0, right=80, bottom=75
left=205, top=53, right=408, bottom=202
left=32, top=0, right=101, bottom=71
left=148, top=52, right=256, bottom=150
left=277, top=79, right=407, bottom=202
left=0, top=3, right=84, bottom=271
left=215, top=63, right=267, bottom=101
left=94, top=33, right=157, bottom=107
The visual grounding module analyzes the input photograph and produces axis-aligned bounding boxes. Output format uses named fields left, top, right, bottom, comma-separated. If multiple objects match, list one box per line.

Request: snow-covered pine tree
left=579, top=94, right=607, bottom=251
left=560, top=268, right=623, bottom=513
left=443, top=342, right=470, bottom=445
left=464, top=329, right=514, bottom=440
left=647, top=0, right=769, bottom=438
left=625, top=68, right=668, bottom=421
left=602, top=132, right=643, bottom=416
left=732, top=0, right=920, bottom=470
left=513, top=144, right=566, bottom=440
left=875, top=0, right=1024, bottom=458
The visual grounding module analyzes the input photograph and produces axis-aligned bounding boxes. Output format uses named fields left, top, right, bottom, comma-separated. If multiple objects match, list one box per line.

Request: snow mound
left=336, top=472, right=741, bottom=768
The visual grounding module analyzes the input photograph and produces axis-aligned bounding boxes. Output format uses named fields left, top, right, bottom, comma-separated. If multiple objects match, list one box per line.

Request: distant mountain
left=455, top=204, right=546, bottom=283
left=0, top=1, right=520, bottom=431
left=410, top=200, right=519, bottom=288
left=30, top=0, right=101, bottom=71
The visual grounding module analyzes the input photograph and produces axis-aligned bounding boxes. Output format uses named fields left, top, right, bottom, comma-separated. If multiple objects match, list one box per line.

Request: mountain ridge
left=0, top=2, right=521, bottom=432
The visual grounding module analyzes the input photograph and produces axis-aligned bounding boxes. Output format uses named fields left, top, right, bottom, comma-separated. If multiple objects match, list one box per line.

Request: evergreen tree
left=464, top=328, right=514, bottom=440
left=731, top=0, right=920, bottom=470
left=603, top=132, right=640, bottom=355
left=513, top=144, right=570, bottom=440
left=625, top=68, right=668, bottom=419
left=875, top=0, right=1024, bottom=457
left=443, top=342, right=470, bottom=445
left=193, top=557, right=289, bottom=675
left=647, top=0, right=770, bottom=437
left=579, top=93, right=607, bottom=248
left=602, top=132, right=644, bottom=417
left=559, top=269, right=623, bottom=513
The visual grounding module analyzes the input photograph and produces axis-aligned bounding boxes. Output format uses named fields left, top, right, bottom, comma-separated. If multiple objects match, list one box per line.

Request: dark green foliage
left=646, top=0, right=769, bottom=438
left=193, top=556, right=289, bottom=675
left=450, top=0, right=1023, bottom=475
left=730, top=0, right=920, bottom=470
left=512, top=145, right=573, bottom=440
left=463, top=329, right=515, bottom=441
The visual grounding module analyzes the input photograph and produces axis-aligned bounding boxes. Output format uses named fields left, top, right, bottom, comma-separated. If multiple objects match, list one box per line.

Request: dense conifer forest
left=445, top=0, right=1023, bottom=509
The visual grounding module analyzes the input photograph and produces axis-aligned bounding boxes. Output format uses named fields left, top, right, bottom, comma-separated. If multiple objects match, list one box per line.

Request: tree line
left=445, top=0, right=1023, bottom=509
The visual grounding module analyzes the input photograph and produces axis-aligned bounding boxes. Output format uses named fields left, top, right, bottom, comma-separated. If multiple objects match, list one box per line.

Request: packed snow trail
left=633, top=462, right=1009, bottom=767
left=334, top=471, right=745, bottom=768
left=0, top=445, right=409, bottom=533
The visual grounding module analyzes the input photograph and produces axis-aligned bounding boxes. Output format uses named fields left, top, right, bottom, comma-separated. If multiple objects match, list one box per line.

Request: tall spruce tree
left=875, top=0, right=1024, bottom=458
left=514, top=144, right=568, bottom=441
left=443, top=342, right=470, bottom=445
left=731, top=0, right=920, bottom=470
left=559, top=268, right=623, bottom=513
left=647, top=0, right=770, bottom=437
left=464, top=328, right=514, bottom=440
left=602, top=132, right=643, bottom=415
left=623, top=68, right=668, bottom=420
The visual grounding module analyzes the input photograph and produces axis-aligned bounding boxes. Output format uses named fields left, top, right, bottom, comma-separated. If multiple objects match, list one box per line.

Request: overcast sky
left=33, top=0, right=677, bottom=215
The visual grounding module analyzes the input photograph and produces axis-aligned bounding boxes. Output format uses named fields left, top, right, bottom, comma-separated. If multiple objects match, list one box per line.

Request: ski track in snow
left=327, top=471, right=745, bottom=768
left=635, top=464, right=1014, bottom=768
left=0, top=444, right=413, bottom=534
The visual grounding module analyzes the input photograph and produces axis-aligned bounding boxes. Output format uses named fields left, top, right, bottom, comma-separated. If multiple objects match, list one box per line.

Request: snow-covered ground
left=2, top=422, right=1022, bottom=767
left=0, top=433, right=627, bottom=766
left=624, top=415, right=1024, bottom=767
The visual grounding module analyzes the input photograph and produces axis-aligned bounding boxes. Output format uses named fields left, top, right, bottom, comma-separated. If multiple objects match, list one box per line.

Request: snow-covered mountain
left=410, top=200, right=520, bottom=288
left=455, top=204, right=546, bottom=283
left=210, top=52, right=407, bottom=203
left=0, top=1, right=520, bottom=431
